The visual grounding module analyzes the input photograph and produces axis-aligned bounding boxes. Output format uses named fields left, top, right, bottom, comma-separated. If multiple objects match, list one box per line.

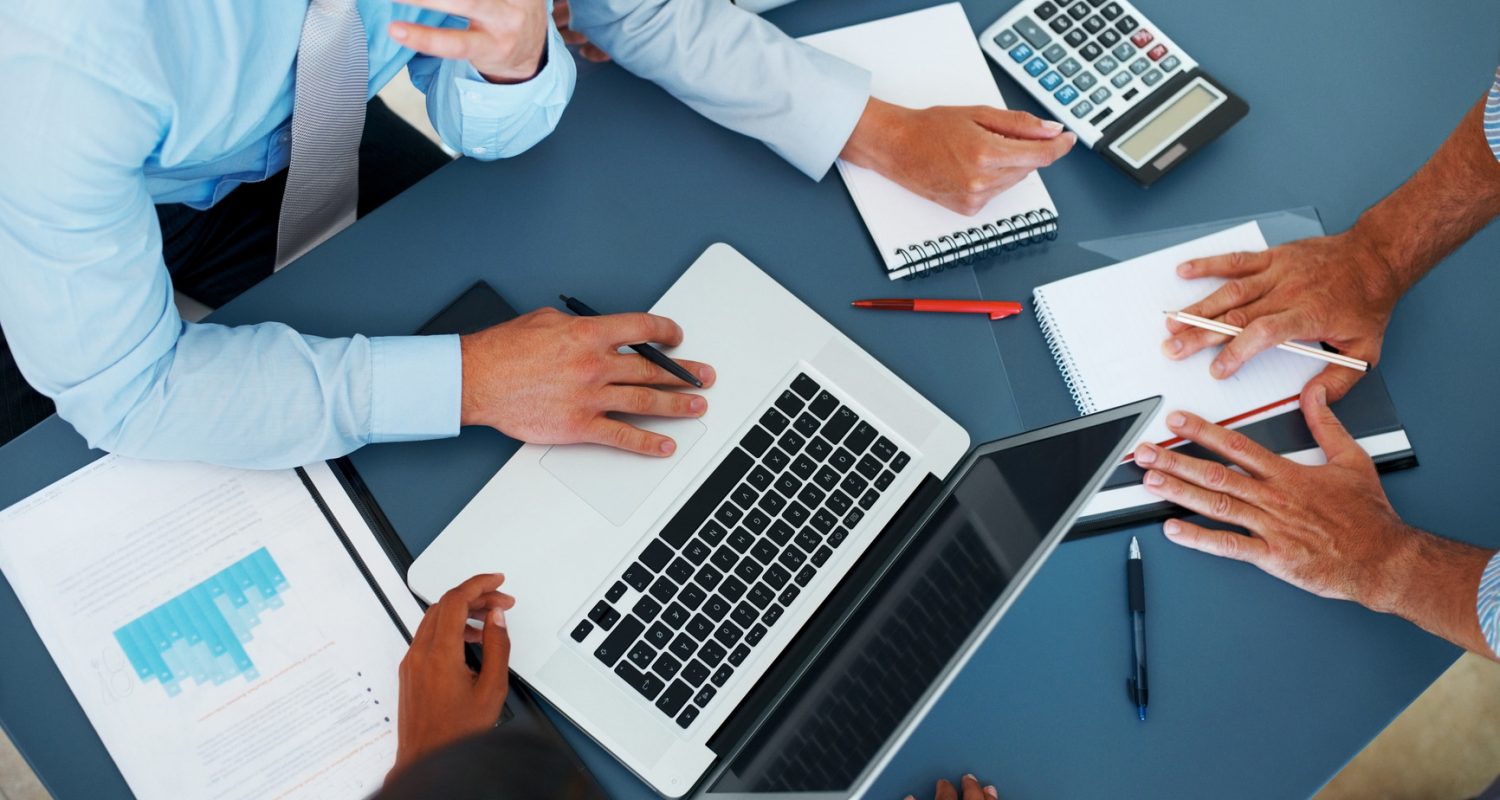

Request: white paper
left=1033, top=222, right=1323, bottom=445
left=800, top=3, right=1057, bottom=273
left=0, top=457, right=418, bottom=800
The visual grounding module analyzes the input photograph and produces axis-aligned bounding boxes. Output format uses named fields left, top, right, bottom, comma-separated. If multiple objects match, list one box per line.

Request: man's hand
left=390, top=0, right=550, bottom=84
left=460, top=308, right=716, bottom=457
left=905, top=774, right=1000, bottom=800
left=552, top=0, right=611, bottom=62
left=389, top=573, right=516, bottom=782
left=1162, top=231, right=1402, bottom=401
left=1133, top=386, right=1494, bottom=656
left=841, top=99, right=1075, bottom=216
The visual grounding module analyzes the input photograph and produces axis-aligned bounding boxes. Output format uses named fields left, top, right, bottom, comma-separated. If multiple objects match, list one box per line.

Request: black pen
left=558, top=295, right=703, bottom=388
left=1127, top=535, right=1149, bottom=721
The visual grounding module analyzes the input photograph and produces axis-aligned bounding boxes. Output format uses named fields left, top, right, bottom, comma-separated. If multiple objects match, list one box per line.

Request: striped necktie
left=274, top=0, right=368, bottom=270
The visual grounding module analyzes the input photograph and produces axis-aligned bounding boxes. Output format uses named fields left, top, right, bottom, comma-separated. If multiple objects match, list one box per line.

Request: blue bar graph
left=113, top=548, right=289, bottom=697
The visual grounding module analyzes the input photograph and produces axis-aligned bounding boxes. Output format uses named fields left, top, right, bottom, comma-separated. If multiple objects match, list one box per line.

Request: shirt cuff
left=368, top=335, right=462, bottom=443
left=451, top=25, right=574, bottom=158
left=777, top=50, right=872, bottom=180
left=1475, top=549, right=1500, bottom=656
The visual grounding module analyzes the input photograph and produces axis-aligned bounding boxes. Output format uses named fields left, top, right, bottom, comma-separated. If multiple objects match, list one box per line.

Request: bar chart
left=113, top=547, right=289, bottom=697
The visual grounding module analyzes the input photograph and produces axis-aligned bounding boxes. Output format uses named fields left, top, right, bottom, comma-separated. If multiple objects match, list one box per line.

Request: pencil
left=1163, top=311, right=1368, bottom=372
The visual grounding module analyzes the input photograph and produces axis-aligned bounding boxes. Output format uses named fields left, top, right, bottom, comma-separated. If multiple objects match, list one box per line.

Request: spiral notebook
left=800, top=3, right=1059, bottom=280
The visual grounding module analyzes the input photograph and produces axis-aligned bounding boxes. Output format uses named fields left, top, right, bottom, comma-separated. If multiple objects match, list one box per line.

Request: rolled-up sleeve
left=407, top=12, right=576, bottom=160
left=1477, top=551, right=1500, bottom=656
left=1485, top=66, right=1500, bottom=163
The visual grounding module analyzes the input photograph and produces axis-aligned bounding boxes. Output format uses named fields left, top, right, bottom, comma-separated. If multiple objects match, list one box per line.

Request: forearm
left=1350, top=94, right=1500, bottom=296
left=1365, top=527, right=1496, bottom=659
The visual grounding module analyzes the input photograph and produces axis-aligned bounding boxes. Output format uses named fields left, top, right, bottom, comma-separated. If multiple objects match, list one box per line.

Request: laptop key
left=813, top=466, right=839, bottom=491
left=713, top=620, right=743, bottom=648
left=593, top=614, right=645, bottom=666
left=828, top=448, right=856, bottom=473
left=676, top=705, right=699, bottom=729
left=682, top=539, right=711, bottom=565
left=627, top=641, right=656, bottom=669
left=686, top=614, right=715, bottom=641
left=740, top=426, right=773, bottom=457
left=750, top=539, right=779, bottom=565
left=645, top=622, right=673, bottom=648
left=648, top=577, right=677, bottom=603
left=669, top=634, right=696, bottom=660
left=747, top=465, right=774, bottom=491
left=703, top=595, right=730, bottom=621
left=811, top=546, right=832, bottom=567
left=774, top=390, right=804, bottom=417
left=742, top=509, right=771, bottom=535
left=844, top=421, right=877, bottom=454
left=892, top=452, right=910, bottom=472
left=711, top=664, right=734, bottom=687
left=734, top=558, right=763, bottom=584
left=571, top=620, right=593, bottom=642
left=773, top=473, right=801, bottom=499
left=694, top=564, right=724, bottom=591
left=727, top=528, right=753, bottom=553
left=748, top=582, right=775, bottom=609
left=679, top=584, right=706, bottom=609
left=758, top=407, right=789, bottom=434
left=757, top=490, right=787, bottom=515
left=622, top=562, right=653, bottom=592
left=810, top=509, right=837, bottom=535
left=633, top=595, right=662, bottom=621
left=821, top=406, right=858, bottom=443
left=767, top=520, right=795, bottom=546
left=662, top=602, right=690, bottom=628
left=731, top=602, right=758, bottom=629
left=745, top=624, right=767, bottom=646
left=651, top=652, right=682, bottom=681
left=728, top=644, right=751, bottom=666
left=843, top=507, right=864, bottom=528
left=763, top=564, right=791, bottom=589
left=808, top=390, right=839, bottom=418
left=731, top=484, right=758, bottom=510
left=871, top=436, right=898, bottom=462
left=605, top=581, right=626, bottom=602
left=714, top=502, right=743, bottom=528
left=826, top=490, right=853, bottom=515
left=666, top=557, right=694, bottom=584
left=762, top=604, right=784, bottom=626
left=856, top=454, right=882, bottom=480
left=659, top=448, right=753, bottom=548
left=860, top=489, right=880, bottom=510
left=779, top=585, right=800, bottom=605
left=794, top=529, right=821, bottom=553
left=806, top=437, right=833, bottom=462
left=777, top=547, right=806, bottom=571
left=790, top=454, right=817, bottom=480
left=683, top=659, right=711, bottom=687
left=793, top=413, right=821, bottom=437
left=639, top=540, right=673, bottom=571
left=795, top=565, right=816, bottom=586
left=828, top=527, right=849, bottom=548
left=783, top=501, right=810, bottom=527
left=874, top=471, right=895, bottom=491
left=588, top=601, right=620, bottom=630
left=719, top=576, right=748, bottom=602
left=791, top=373, right=821, bottom=399
left=656, top=680, right=692, bottom=717
left=840, top=473, right=868, bottom=497
left=694, top=685, right=716, bottom=706
left=699, top=640, right=728, bottom=667
left=710, top=546, right=737, bottom=571
left=615, top=661, right=664, bottom=700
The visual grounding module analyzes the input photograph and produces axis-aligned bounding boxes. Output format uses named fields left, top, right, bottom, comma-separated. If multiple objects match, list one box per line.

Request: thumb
left=971, top=107, right=1066, bottom=140
left=476, top=607, right=512, bottom=701
left=1306, top=362, right=1364, bottom=403
left=1301, top=383, right=1361, bottom=464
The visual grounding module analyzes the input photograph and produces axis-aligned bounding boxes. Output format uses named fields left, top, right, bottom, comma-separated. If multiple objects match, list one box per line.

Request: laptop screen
left=705, top=409, right=1144, bottom=795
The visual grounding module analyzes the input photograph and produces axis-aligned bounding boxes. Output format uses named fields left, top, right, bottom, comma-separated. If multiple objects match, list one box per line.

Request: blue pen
left=1127, top=536, right=1149, bottom=721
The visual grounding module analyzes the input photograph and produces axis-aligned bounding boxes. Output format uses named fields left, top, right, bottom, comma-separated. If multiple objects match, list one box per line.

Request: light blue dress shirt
left=1473, top=68, right=1500, bottom=655
left=0, top=1, right=575, bottom=468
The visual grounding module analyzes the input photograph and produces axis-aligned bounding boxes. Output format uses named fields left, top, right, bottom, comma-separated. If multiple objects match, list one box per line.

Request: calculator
left=979, top=0, right=1247, bottom=186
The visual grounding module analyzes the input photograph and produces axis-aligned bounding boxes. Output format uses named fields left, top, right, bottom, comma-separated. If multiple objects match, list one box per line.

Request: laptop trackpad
left=540, top=416, right=708, bottom=526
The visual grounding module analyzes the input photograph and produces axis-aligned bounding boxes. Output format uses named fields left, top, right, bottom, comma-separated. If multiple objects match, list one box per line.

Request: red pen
left=851, top=298, right=1023, bottom=320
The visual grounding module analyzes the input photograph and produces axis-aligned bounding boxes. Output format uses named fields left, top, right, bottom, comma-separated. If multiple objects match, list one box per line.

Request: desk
left=2, top=1, right=1497, bottom=797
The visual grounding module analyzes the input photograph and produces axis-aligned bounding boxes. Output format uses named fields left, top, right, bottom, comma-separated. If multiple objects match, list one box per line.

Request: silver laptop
left=409, top=244, right=1158, bottom=797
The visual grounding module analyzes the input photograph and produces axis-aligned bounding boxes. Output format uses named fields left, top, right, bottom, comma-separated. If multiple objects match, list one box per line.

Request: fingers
left=587, top=417, right=677, bottom=457
left=1306, top=361, right=1365, bottom=403
left=1132, top=442, right=1259, bottom=501
left=1177, top=250, right=1271, bottom=281
left=476, top=605, right=512, bottom=700
left=1171, top=275, right=1272, bottom=334
left=600, top=385, right=706, bottom=419
left=961, top=774, right=985, bottom=800
left=936, top=779, right=958, bottom=800
left=1210, top=311, right=1307, bottom=379
left=1300, top=383, right=1366, bottom=465
left=982, top=130, right=1077, bottom=170
left=1162, top=411, right=1282, bottom=477
left=591, top=313, right=685, bottom=348
left=606, top=353, right=716, bottom=388
left=1143, top=468, right=1268, bottom=530
left=552, top=0, right=571, bottom=27
left=1162, top=518, right=1270, bottom=565
left=580, top=43, right=612, bottom=62
left=560, top=27, right=589, bottom=45
left=970, top=108, right=1066, bottom=140
left=431, top=573, right=506, bottom=645
left=388, top=22, right=483, bottom=60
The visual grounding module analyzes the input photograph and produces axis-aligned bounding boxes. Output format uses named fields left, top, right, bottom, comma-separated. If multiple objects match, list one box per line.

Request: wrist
left=476, top=35, right=548, bottom=85
left=840, top=97, right=905, bottom=175
left=1344, top=215, right=1423, bottom=304
left=1359, top=523, right=1428, bottom=614
left=459, top=334, right=479, bottom=427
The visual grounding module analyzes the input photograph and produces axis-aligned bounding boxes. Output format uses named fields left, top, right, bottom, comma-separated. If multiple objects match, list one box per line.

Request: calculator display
left=1115, top=83, right=1221, bottom=163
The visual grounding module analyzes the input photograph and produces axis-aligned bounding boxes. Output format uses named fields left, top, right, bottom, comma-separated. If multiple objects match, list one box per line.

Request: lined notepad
left=800, top=3, right=1059, bottom=280
left=1033, top=222, right=1322, bottom=445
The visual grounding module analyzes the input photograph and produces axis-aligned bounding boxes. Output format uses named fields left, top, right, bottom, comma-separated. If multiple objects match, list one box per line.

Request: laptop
left=408, top=244, right=1158, bottom=797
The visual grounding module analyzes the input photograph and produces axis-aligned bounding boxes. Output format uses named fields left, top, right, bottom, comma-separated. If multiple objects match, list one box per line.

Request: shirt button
left=470, top=146, right=487, bottom=155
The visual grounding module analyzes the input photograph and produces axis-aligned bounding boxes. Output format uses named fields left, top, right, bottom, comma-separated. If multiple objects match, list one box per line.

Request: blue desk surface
left=2, top=1, right=1498, bottom=798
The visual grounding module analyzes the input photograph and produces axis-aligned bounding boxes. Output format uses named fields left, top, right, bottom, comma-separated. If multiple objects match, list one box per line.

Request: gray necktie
left=274, top=0, right=368, bottom=270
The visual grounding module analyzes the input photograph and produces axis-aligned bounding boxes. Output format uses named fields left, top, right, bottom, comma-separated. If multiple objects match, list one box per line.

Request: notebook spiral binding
left=1033, top=288, right=1097, bottom=415
left=891, top=208, right=1058, bottom=280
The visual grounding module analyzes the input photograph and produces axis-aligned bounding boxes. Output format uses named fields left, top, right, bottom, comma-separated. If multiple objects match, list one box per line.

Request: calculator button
left=1112, top=42, right=1134, bottom=61
left=1048, top=15, right=1073, bottom=33
left=1054, top=85, right=1079, bottom=105
left=1024, top=57, right=1048, bottom=77
left=1129, top=57, right=1150, bottom=74
left=1111, top=71, right=1133, bottom=88
left=1101, top=2, right=1122, bottom=19
left=1098, top=29, right=1121, bottom=47
left=1035, top=1, right=1058, bottom=19
left=1130, top=29, right=1154, bottom=48
left=1160, top=55, right=1180, bottom=72
left=1013, top=17, right=1052, bottom=49
left=1142, top=68, right=1163, bottom=86
left=1095, top=55, right=1118, bottom=74
left=1042, top=43, right=1067, bottom=63
left=1070, top=100, right=1094, bottom=118
left=1147, top=44, right=1168, bottom=61
left=1039, top=71, right=1063, bottom=91
left=1079, top=42, right=1103, bottom=61
left=1057, top=57, right=1081, bottom=77
left=1067, top=3, right=1089, bottom=20
left=1089, top=87, right=1111, bottom=104
left=1073, top=71, right=1097, bottom=91
left=1082, top=15, right=1105, bottom=34
left=994, top=29, right=1019, bottom=49
left=1065, top=29, right=1087, bottom=47
left=1008, top=44, right=1033, bottom=63
left=1115, top=14, right=1138, bottom=33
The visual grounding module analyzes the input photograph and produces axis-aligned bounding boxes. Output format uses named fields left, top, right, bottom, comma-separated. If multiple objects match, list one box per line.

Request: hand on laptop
left=390, top=0, right=550, bottom=84
left=460, top=308, right=716, bottom=457
left=905, top=773, right=1000, bottom=800
left=388, top=574, right=515, bottom=783
left=1161, top=232, right=1401, bottom=402
left=841, top=99, right=1076, bottom=216
left=1132, top=389, right=1495, bottom=656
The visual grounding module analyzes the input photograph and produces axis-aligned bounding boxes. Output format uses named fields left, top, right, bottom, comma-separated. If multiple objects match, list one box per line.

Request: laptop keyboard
left=567, top=372, right=911, bottom=731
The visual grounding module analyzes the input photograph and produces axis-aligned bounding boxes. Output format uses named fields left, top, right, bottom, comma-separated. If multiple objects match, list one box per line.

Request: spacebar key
left=658, top=448, right=754, bottom=547
left=593, top=614, right=645, bottom=667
